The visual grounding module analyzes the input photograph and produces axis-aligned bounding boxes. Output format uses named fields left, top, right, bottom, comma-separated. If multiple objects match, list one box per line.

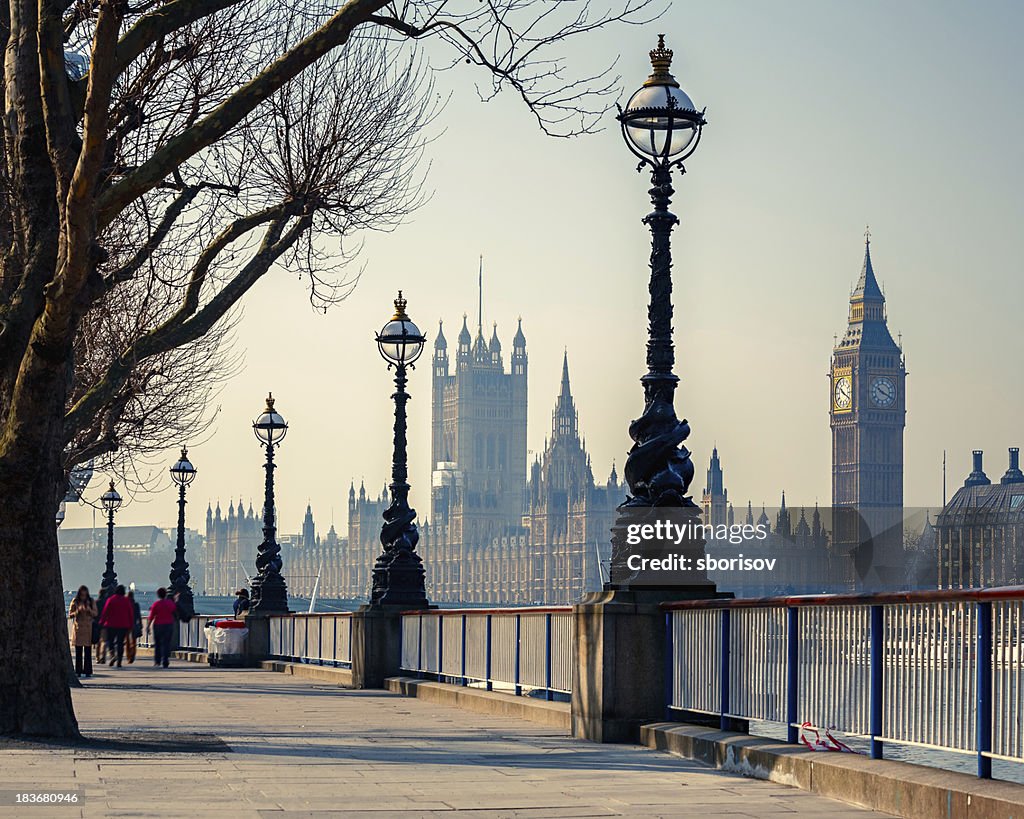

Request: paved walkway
left=1, top=664, right=892, bottom=818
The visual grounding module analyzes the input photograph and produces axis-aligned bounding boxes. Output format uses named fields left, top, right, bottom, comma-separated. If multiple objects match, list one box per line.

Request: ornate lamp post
left=370, top=292, right=429, bottom=607
left=169, top=446, right=197, bottom=620
left=250, top=393, right=289, bottom=613
left=99, top=481, right=122, bottom=594
left=608, top=36, right=711, bottom=588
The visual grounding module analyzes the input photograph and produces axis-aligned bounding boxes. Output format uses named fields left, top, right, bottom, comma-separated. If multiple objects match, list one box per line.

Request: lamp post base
left=250, top=576, right=289, bottom=615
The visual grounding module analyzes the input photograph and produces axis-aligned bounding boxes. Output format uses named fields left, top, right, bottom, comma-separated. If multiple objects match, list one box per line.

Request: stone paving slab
left=0, top=664, right=891, bottom=818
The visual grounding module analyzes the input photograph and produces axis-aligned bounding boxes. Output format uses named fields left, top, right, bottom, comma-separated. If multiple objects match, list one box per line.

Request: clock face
left=870, top=376, right=897, bottom=408
left=834, top=375, right=852, bottom=410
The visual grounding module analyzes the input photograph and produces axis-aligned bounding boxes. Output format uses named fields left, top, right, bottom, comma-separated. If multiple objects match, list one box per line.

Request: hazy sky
left=66, top=1, right=1024, bottom=537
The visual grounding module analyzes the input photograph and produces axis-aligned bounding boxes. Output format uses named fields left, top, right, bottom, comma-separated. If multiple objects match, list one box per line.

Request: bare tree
left=0, top=0, right=655, bottom=737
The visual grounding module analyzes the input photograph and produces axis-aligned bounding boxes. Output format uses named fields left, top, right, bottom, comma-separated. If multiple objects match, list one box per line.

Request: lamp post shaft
left=608, top=162, right=708, bottom=588
left=101, top=507, right=117, bottom=593
left=169, top=481, right=194, bottom=618
left=370, top=363, right=427, bottom=607
left=643, top=163, right=679, bottom=384
left=251, top=440, right=288, bottom=612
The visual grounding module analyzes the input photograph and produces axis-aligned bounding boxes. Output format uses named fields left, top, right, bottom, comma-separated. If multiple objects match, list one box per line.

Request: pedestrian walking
left=233, top=588, right=250, bottom=617
left=99, top=585, right=134, bottom=668
left=68, top=586, right=97, bottom=677
left=94, top=587, right=110, bottom=664
left=148, top=587, right=178, bottom=668
left=126, top=589, right=143, bottom=664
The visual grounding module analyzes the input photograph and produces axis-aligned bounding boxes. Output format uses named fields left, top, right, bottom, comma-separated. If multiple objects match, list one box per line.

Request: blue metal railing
left=400, top=607, right=572, bottom=699
left=663, top=588, right=1024, bottom=781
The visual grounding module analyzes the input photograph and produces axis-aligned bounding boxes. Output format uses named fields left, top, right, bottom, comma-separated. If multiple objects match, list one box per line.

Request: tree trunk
left=0, top=399, right=79, bottom=736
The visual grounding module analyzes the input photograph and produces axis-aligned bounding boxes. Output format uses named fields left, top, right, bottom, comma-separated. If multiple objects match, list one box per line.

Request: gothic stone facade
left=274, top=319, right=618, bottom=605
left=204, top=500, right=261, bottom=596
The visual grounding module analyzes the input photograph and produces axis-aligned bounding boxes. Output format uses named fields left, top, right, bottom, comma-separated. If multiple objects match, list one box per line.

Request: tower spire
left=853, top=227, right=883, bottom=302
left=478, top=254, right=483, bottom=334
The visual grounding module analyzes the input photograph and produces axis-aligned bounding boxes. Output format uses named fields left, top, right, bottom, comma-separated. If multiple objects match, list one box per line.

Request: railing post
left=664, top=611, right=673, bottom=721
left=485, top=614, right=493, bottom=692
left=438, top=614, right=444, bottom=683
left=417, top=614, right=423, bottom=678
left=461, top=614, right=468, bottom=686
left=720, top=608, right=730, bottom=731
left=787, top=606, right=799, bottom=744
left=333, top=614, right=338, bottom=667
left=348, top=614, right=353, bottom=666
left=977, top=600, right=993, bottom=779
left=544, top=612, right=553, bottom=701
left=870, top=604, right=884, bottom=760
left=318, top=616, right=324, bottom=665
left=514, top=613, right=522, bottom=696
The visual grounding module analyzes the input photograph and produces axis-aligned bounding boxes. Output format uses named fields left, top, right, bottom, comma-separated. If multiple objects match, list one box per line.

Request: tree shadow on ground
left=0, top=731, right=230, bottom=754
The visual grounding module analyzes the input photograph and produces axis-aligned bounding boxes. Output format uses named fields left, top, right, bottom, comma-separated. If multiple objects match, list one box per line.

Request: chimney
left=1001, top=447, right=1024, bottom=485
left=964, top=450, right=991, bottom=488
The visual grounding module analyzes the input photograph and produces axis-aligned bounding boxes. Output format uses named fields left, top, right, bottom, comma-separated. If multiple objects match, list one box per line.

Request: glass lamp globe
left=619, top=35, right=705, bottom=163
left=100, top=480, right=122, bottom=512
left=169, top=446, right=197, bottom=486
left=253, top=393, right=288, bottom=446
left=377, top=291, right=426, bottom=366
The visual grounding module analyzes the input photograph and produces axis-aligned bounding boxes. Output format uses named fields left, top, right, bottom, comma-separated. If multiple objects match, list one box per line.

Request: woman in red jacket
left=99, top=585, right=134, bottom=668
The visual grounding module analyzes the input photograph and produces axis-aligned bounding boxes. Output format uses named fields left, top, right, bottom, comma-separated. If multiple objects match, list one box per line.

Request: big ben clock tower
left=830, top=230, right=906, bottom=551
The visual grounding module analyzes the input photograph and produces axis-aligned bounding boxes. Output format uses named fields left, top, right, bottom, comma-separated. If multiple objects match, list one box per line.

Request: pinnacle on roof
left=559, top=350, right=571, bottom=399
left=434, top=319, right=447, bottom=350
left=489, top=322, right=501, bottom=353
left=457, top=314, right=471, bottom=345
left=513, top=317, right=526, bottom=347
left=852, top=228, right=884, bottom=302
left=757, top=505, right=770, bottom=527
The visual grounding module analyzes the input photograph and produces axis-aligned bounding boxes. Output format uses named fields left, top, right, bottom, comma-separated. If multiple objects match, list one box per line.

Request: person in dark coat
left=99, top=585, right=134, bottom=668
left=94, top=587, right=110, bottom=663
left=233, top=588, right=250, bottom=617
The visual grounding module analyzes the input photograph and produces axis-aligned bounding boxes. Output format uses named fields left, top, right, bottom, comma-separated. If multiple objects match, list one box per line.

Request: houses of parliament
left=204, top=310, right=618, bottom=604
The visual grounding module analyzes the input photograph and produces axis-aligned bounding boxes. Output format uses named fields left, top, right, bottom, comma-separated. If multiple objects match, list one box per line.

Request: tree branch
left=96, top=0, right=390, bottom=229
left=64, top=207, right=308, bottom=440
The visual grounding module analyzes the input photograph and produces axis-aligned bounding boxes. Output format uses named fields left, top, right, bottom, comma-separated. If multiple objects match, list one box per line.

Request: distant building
left=58, top=525, right=174, bottom=592
left=204, top=499, right=260, bottom=595
left=702, top=447, right=728, bottom=527
left=937, top=448, right=1024, bottom=588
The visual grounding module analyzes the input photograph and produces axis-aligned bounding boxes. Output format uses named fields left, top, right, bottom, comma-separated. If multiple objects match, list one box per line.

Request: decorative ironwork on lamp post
left=370, top=291, right=429, bottom=608
left=169, top=446, right=197, bottom=620
left=250, top=393, right=290, bottom=613
left=608, top=35, right=712, bottom=589
left=99, top=481, right=122, bottom=594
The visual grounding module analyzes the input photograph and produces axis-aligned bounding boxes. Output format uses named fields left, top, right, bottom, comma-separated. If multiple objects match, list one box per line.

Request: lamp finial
left=645, top=34, right=679, bottom=88
left=392, top=290, right=410, bottom=321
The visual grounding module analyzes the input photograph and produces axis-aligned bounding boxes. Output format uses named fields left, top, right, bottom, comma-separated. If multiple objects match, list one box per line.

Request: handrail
left=662, top=586, right=1024, bottom=610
